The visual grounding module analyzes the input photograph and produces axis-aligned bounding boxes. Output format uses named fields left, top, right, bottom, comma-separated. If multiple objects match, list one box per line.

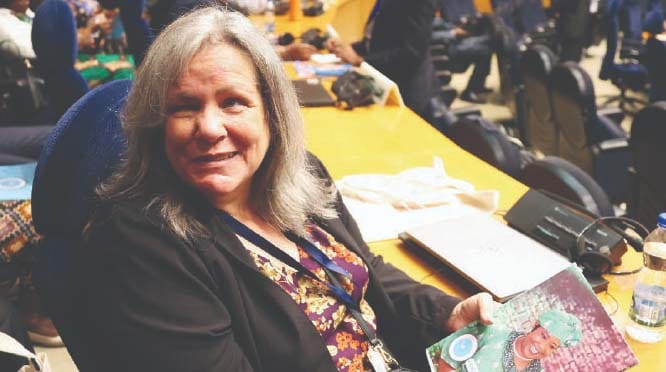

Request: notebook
left=400, top=214, right=571, bottom=301
left=292, top=79, right=336, bottom=107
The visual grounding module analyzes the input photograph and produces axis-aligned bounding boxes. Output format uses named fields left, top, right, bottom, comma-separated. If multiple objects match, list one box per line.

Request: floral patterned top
left=240, top=224, right=377, bottom=372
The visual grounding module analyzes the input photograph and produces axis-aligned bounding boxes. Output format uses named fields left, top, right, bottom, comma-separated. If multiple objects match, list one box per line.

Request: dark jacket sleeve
left=308, top=153, right=461, bottom=348
left=80, top=204, right=254, bottom=372
left=363, top=0, right=435, bottom=74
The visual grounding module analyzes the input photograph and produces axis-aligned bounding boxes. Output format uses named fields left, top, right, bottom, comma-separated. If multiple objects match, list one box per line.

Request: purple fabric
left=246, top=225, right=375, bottom=371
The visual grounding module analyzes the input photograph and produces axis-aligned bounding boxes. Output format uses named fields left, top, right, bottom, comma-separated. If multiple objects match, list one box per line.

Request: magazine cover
left=426, top=265, right=638, bottom=372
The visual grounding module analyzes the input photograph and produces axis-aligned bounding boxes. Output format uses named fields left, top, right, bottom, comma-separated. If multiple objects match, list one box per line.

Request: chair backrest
left=629, top=102, right=666, bottom=227
left=550, top=62, right=598, bottom=173
left=448, top=116, right=524, bottom=178
left=520, top=44, right=557, bottom=154
left=441, top=0, right=477, bottom=23
left=520, top=156, right=615, bottom=216
left=31, top=0, right=89, bottom=120
left=31, top=79, right=131, bottom=371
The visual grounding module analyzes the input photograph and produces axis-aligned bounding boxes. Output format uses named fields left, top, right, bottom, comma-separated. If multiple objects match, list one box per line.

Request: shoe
left=25, top=316, right=63, bottom=347
left=476, top=87, right=493, bottom=94
left=460, top=90, right=486, bottom=104
left=18, top=285, right=64, bottom=347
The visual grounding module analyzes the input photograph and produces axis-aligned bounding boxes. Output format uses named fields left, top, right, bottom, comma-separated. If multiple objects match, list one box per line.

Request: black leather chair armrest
left=452, top=106, right=482, bottom=118
left=592, top=138, right=632, bottom=203
left=598, top=107, right=625, bottom=126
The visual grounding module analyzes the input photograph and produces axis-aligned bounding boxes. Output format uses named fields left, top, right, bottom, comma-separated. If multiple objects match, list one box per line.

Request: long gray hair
left=97, top=7, right=336, bottom=239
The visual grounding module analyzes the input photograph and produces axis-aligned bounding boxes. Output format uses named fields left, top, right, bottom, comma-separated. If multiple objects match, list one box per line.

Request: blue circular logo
left=448, top=334, right=478, bottom=362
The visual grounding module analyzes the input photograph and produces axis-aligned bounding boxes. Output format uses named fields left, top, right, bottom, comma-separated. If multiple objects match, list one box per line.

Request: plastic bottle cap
left=659, top=213, right=666, bottom=228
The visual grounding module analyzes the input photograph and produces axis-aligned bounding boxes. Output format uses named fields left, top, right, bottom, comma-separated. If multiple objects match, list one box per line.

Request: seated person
left=325, top=0, right=439, bottom=121
left=0, top=0, right=35, bottom=59
left=431, top=16, right=493, bottom=104
left=76, top=7, right=497, bottom=372
left=149, top=0, right=317, bottom=61
left=640, top=9, right=666, bottom=102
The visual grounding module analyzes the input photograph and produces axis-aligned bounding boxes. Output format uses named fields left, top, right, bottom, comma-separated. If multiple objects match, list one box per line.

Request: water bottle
left=626, top=212, right=666, bottom=343
left=264, top=0, right=277, bottom=45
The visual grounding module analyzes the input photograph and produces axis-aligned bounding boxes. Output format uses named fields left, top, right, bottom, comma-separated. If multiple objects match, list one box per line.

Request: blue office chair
left=628, top=102, right=666, bottom=227
left=640, top=9, right=666, bottom=102
left=31, top=79, right=131, bottom=371
left=520, top=44, right=558, bottom=154
left=550, top=62, right=631, bottom=203
left=99, top=0, right=155, bottom=66
left=520, top=156, right=615, bottom=217
left=31, top=0, right=89, bottom=121
left=599, top=0, right=648, bottom=110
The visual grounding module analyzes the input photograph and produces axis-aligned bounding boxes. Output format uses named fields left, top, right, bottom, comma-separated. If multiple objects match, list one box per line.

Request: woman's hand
left=445, top=293, right=499, bottom=332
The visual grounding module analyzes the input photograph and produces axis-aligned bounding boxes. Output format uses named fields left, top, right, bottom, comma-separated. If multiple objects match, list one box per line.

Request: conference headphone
left=574, top=216, right=650, bottom=276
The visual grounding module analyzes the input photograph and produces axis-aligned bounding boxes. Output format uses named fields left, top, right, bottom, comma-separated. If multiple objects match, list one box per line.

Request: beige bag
left=0, top=331, right=52, bottom=372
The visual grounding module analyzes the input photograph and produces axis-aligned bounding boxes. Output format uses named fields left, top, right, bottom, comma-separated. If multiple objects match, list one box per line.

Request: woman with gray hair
left=78, top=7, right=496, bottom=372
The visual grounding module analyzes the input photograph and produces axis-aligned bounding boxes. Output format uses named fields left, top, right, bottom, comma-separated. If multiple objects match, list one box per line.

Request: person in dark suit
left=77, top=7, right=497, bottom=372
left=326, top=0, right=439, bottom=121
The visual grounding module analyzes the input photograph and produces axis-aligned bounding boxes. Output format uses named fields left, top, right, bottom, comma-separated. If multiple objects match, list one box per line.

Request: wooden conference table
left=267, top=1, right=663, bottom=369
left=300, top=102, right=665, bottom=371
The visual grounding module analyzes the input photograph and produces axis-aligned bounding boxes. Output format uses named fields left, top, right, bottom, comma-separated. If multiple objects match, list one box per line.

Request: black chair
left=520, top=44, right=558, bottom=154
left=520, top=156, right=615, bottom=217
left=549, top=61, right=631, bottom=203
left=628, top=102, right=666, bottom=227
left=31, top=80, right=131, bottom=371
left=599, top=0, right=648, bottom=110
left=448, top=116, right=528, bottom=178
left=31, top=0, right=89, bottom=121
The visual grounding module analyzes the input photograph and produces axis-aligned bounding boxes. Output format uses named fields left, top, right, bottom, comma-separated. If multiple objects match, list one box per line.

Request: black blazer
left=353, top=0, right=438, bottom=119
left=76, top=158, right=460, bottom=372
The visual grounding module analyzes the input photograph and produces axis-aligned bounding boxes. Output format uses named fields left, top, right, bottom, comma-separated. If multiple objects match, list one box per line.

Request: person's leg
left=0, top=126, right=53, bottom=165
left=457, top=36, right=492, bottom=93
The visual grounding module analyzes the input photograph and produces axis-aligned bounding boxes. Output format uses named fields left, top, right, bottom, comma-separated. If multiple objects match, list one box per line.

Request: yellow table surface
left=302, top=103, right=665, bottom=370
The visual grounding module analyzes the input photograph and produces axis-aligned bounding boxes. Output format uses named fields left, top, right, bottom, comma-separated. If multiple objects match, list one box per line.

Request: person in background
left=0, top=0, right=35, bottom=59
left=149, top=0, right=317, bottom=61
left=430, top=16, right=493, bottom=104
left=76, top=7, right=497, bottom=372
left=326, top=0, right=439, bottom=121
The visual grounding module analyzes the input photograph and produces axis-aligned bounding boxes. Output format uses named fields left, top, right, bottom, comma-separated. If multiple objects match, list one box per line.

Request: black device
left=504, top=189, right=633, bottom=282
left=292, top=79, right=335, bottom=107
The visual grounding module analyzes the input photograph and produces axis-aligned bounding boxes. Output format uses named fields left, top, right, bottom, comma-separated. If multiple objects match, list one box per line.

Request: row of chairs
left=520, top=44, right=630, bottom=203
left=447, top=103, right=666, bottom=228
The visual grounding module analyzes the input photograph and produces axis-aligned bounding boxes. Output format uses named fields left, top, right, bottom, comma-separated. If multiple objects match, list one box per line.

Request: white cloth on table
left=336, top=157, right=499, bottom=242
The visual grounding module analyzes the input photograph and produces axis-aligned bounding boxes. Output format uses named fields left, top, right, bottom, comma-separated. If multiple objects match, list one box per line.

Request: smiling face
left=517, top=326, right=561, bottom=360
left=164, top=43, right=270, bottom=211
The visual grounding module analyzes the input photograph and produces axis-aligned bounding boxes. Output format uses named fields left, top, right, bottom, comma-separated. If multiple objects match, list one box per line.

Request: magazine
left=426, top=265, right=638, bottom=371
